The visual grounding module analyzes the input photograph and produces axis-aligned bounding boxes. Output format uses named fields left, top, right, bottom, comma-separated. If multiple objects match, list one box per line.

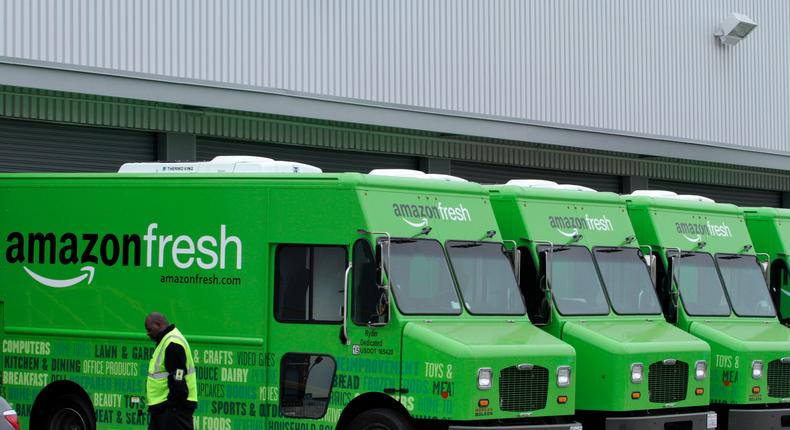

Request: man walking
left=145, top=312, right=198, bottom=430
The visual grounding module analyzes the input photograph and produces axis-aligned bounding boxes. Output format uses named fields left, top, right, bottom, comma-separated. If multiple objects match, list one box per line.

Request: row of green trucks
left=0, top=156, right=789, bottom=430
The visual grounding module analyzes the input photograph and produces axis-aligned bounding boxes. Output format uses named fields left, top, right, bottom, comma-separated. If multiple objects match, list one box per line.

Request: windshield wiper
left=450, top=242, right=481, bottom=249
left=390, top=238, right=418, bottom=244
left=597, top=248, right=623, bottom=254
left=719, top=255, right=741, bottom=260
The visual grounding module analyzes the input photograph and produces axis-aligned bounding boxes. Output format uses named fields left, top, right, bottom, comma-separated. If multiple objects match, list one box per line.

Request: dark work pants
left=149, top=408, right=194, bottom=430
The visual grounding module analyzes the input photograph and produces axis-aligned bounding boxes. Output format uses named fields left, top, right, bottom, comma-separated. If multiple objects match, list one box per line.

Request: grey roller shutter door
left=0, top=118, right=156, bottom=172
left=649, top=180, right=781, bottom=207
left=197, top=138, right=419, bottom=173
left=450, top=161, right=621, bottom=192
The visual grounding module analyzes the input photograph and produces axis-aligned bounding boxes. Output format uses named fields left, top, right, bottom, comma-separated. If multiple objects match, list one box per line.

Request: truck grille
left=648, top=361, right=688, bottom=403
left=768, top=359, right=790, bottom=398
left=499, top=365, right=548, bottom=412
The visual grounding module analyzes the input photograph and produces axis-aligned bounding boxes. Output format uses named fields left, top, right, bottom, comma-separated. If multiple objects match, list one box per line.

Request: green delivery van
left=0, top=158, right=580, bottom=430
left=625, top=190, right=790, bottom=429
left=744, top=207, right=790, bottom=325
left=488, top=180, right=715, bottom=430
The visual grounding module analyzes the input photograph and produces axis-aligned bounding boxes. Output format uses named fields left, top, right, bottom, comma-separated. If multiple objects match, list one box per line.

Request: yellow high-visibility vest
left=146, top=327, right=198, bottom=406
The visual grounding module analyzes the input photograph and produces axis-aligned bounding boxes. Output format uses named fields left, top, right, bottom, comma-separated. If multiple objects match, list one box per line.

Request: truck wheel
left=348, top=408, right=414, bottom=430
left=45, top=394, right=95, bottom=430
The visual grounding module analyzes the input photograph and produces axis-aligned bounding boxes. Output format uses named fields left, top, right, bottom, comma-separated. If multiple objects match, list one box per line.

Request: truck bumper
left=727, top=407, right=790, bottom=430
left=604, top=411, right=716, bottom=430
left=449, top=423, right=582, bottom=430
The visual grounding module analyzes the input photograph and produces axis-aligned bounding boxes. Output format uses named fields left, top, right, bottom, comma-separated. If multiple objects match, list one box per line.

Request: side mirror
left=643, top=254, right=657, bottom=287
left=376, top=240, right=390, bottom=288
left=370, top=286, right=391, bottom=327
left=503, top=241, right=521, bottom=285
left=530, top=275, right=552, bottom=326
left=666, top=252, right=680, bottom=324
left=537, top=290, right=553, bottom=326
left=669, top=253, right=680, bottom=285
left=543, top=249, right=553, bottom=291
left=757, top=254, right=770, bottom=285
left=371, top=240, right=391, bottom=327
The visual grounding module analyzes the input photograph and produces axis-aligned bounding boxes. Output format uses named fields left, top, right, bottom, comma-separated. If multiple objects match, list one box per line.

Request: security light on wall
left=715, top=13, right=757, bottom=46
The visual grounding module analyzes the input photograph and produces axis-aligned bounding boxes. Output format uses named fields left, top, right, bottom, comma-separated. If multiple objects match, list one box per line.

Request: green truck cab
left=625, top=190, right=790, bottom=429
left=488, top=181, right=714, bottom=430
left=744, top=207, right=790, bottom=325
left=0, top=158, right=579, bottom=430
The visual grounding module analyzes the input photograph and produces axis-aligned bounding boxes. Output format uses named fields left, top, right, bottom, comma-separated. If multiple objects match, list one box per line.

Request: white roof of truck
left=505, top=179, right=597, bottom=192
left=629, top=189, right=715, bottom=203
left=368, top=169, right=468, bottom=182
left=118, top=156, right=322, bottom=173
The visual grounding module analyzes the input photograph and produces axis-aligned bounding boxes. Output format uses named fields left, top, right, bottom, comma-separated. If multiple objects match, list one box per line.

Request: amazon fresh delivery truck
left=743, top=207, right=790, bottom=325
left=487, top=181, right=715, bottom=430
left=625, top=190, right=790, bottom=429
left=0, top=157, right=580, bottom=430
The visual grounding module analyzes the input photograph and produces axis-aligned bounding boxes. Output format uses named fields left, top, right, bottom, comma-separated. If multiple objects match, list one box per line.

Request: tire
left=44, top=394, right=95, bottom=430
left=348, top=408, right=414, bottom=430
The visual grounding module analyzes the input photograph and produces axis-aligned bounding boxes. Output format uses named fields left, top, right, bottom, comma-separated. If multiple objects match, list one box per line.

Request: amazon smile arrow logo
left=401, top=217, right=429, bottom=228
left=682, top=234, right=702, bottom=243
left=23, top=266, right=95, bottom=288
left=557, top=228, right=579, bottom=238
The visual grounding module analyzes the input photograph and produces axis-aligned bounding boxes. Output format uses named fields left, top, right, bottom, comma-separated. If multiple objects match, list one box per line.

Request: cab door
left=344, top=239, right=406, bottom=402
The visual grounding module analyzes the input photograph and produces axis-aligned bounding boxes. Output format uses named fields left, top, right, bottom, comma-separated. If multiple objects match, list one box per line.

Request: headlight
left=631, top=363, right=644, bottom=384
left=557, top=365, right=571, bottom=387
left=477, top=368, right=493, bottom=390
left=752, top=360, right=763, bottom=380
left=695, top=360, right=707, bottom=380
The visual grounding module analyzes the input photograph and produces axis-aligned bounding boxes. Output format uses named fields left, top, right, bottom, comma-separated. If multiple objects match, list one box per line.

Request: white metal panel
left=1, top=0, right=789, bottom=153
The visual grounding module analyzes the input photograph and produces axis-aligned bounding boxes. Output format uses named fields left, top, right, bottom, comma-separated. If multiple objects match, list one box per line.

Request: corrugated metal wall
left=2, top=86, right=790, bottom=191
left=1, top=0, right=788, bottom=154
left=0, top=118, right=155, bottom=172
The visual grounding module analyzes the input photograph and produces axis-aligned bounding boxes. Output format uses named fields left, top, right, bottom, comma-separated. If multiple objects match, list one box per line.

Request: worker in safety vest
left=144, top=312, right=198, bottom=430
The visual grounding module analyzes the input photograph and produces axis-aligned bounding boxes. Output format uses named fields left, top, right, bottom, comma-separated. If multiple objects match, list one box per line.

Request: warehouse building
left=1, top=0, right=789, bottom=206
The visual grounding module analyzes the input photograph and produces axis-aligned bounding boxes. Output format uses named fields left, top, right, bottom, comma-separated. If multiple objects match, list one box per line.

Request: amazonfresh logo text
left=392, top=202, right=471, bottom=227
left=5, top=224, right=242, bottom=288
left=549, top=215, right=614, bottom=233
left=675, top=221, right=732, bottom=242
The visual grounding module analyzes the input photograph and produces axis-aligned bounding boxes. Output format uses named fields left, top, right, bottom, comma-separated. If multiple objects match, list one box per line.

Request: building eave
left=1, top=57, right=789, bottom=171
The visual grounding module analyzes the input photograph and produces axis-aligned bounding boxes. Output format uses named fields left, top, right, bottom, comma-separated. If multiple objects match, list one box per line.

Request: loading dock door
left=0, top=118, right=156, bottom=172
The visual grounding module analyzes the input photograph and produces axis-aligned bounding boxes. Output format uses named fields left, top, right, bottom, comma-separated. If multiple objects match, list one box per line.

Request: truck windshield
left=716, top=255, right=776, bottom=317
left=594, top=248, right=662, bottom=315
left=446, top=241, right=527, bottom=315
left=543, top=246, right=610, bottom=316
left=385, top=239, right=462, bottom=315
left=672, top=252, right=730, bottom=316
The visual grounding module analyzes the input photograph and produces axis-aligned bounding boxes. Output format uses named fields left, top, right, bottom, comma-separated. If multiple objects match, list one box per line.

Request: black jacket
left=149, top=324, right=197, bottom=413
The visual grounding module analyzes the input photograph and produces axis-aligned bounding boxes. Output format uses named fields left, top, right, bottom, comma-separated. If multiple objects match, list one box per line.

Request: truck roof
left=0, top=171, right=490, bottom=197
left=488, top=182, right=623, bottom=205
left=623, top=192, right=741, bottom=216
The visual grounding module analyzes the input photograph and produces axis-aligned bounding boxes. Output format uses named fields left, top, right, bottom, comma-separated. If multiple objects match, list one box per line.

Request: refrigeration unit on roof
left=630, top=190, right=715, bottom=203
left=368, top=169, right=468, bottom=182
left=505, top=179, right=597, bottom=192
left=118, top=156, right=322, bottom=173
